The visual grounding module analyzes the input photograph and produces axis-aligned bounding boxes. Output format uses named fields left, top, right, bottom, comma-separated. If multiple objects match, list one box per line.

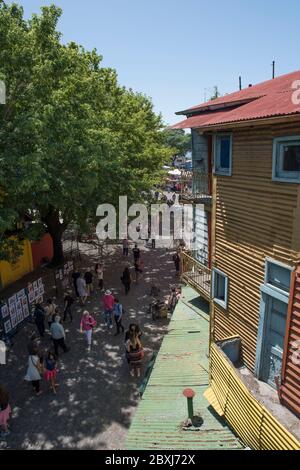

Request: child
left=44, top=351, right=59, bottom=394
left=0, top=384, right=11, bottom=439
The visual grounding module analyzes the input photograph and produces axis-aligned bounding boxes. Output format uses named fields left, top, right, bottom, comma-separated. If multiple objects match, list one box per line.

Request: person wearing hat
left=102, top=290, right=115, bottom=329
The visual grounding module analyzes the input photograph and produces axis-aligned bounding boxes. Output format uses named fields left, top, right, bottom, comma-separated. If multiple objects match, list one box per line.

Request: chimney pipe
left=239, top=76, right=242, bottom=91
left=272, top=60, right=275, bottom=79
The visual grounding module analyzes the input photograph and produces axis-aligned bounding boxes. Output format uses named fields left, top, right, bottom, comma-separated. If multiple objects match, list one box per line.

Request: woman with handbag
left=80, top=311, right=97, bottom=352
left=126, top=332, right=144, bottom=378
left=25, top=353, right=43, bottom=396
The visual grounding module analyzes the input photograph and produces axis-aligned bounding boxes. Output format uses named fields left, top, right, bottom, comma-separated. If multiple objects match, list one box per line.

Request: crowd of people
left=0, top=239, right=183, bottom=440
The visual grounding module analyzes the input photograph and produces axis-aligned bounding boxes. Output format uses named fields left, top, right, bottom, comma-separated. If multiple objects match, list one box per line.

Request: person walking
left=125, top=323, right=142, bottom=343
left=172, top=251, right=181, bottom=275
left=44, top=299, right=57, bottom=330
left=133, top=244, right=140, bottom=263
left=0, top=384, right=11, bottom=439
left=125, top=332, right=144, bottom=378
left=151, top=238, right=156, bottom=249
left=84, top=268, right=94, bottom=296
left=121, top=266, right=132, bottom=295
left=72, top=270, right=81, bottom=297
left=102, top=290, right=114, bottom=329
left=134, top=258, right=144, bottom=283
left=34, top=304, right=46, bottom=338
left=76, top=274, right=88, bottom=305
left=113, top=299, right=125, bottom=336
left=44, top=351, right=59, bottom=395
left=122, top=239, right=129, bottom=256
left=63, top=291, right=75, bottom=323
left=50, top=316, right=69, bottom=357
left=95, top=263, right=104, bottom=291
left=80, top=311, right=97, bottom=351
left=167, top=287, right=180, bottom=314
left=24, top=353, right=43, bottom=396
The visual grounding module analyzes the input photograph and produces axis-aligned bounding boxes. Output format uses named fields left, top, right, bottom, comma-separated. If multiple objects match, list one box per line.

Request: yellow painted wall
left=209, top=343, right=300, bottom=450
left=0, top=239, right=34, bottom=289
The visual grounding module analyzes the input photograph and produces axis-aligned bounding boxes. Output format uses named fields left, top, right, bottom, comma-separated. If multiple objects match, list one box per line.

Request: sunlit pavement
left=0, top=241, right=179, bottom=449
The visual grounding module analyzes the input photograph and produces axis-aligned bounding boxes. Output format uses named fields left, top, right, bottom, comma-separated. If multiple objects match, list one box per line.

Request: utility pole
left=272, top=60, right=275, bottom=79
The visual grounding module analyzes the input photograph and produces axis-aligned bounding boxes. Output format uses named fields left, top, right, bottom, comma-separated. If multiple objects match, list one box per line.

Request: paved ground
left=0, top=241, right=179, bottom=449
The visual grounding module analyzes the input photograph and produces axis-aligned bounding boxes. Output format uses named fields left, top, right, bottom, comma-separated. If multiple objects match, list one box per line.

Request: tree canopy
left=162, top=128, right=191, bottom=158
left=0, top=2, right=172, bottom=263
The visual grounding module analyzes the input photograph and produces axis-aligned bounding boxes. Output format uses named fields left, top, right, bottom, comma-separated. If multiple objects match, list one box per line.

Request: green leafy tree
left=0, top=2, right=171, bottom=264
left=162, top=128, right=191, bottom=158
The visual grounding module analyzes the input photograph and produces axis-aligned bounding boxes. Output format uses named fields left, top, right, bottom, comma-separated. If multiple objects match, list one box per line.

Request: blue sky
left=16, top=0, right=300, bottom=124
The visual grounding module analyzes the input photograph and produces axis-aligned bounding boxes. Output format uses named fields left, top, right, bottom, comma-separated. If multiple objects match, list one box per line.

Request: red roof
left=172, top=70, right=300, bottom=129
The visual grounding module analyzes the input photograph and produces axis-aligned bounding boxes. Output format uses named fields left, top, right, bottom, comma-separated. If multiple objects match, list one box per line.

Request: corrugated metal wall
left=211, top=123, right=300, bottom=370
left=210, top=344, right=300, bottom=450
left=280, top=266, right=300, bottom=416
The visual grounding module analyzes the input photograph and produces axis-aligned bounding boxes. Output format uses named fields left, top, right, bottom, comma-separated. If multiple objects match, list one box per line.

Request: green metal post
left=187, top=397, right=194, bottom=420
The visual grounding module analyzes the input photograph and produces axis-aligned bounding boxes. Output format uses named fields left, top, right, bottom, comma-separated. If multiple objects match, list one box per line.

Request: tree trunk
left=49, top=229, right=64, bottom=266
left=42, top=206, right=66, bottom=266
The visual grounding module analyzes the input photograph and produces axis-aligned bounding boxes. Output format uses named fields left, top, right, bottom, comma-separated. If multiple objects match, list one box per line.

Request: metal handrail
left=180, top=170, right=211, bottom=200
left=181, top=251, right=211, bottom=298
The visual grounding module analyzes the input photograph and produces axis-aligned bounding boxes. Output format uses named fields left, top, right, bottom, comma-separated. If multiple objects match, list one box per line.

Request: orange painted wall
left=31, top=233, right=53, bottom=268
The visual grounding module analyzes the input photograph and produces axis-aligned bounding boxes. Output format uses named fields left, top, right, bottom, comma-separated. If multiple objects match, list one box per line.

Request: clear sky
left=15, top=0, right=300, bottom=125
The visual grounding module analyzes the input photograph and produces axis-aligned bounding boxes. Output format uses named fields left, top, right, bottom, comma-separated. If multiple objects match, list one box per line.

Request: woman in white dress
left=25, top=354, right=43, bottom=396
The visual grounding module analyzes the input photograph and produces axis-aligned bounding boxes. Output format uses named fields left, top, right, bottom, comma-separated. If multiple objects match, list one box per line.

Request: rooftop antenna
left=272, top=60, right=275, bottom=79
left=239, top=76, right=242, bottom=91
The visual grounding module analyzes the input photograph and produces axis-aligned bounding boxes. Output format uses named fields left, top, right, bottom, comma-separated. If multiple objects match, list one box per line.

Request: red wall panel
left=31, top=233, right=53, bottom=268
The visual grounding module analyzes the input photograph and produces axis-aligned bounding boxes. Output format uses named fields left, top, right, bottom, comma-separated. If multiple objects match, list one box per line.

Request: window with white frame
left=265, top=259, right=292, bottom=293
left=212, top=268, right=228, bottom=309
left=272, top=136, right=300, bottom=182
left=214, top=134, right=232, bottom=176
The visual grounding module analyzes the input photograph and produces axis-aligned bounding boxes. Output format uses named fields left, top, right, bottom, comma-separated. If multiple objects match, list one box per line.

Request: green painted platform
left=125, top=287, right=243, bottom=450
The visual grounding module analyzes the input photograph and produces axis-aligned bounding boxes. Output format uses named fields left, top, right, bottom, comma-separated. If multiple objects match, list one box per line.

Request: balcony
left=181, top=251, right=211, bottom=300
left=179, top=170, right=212, bottom=205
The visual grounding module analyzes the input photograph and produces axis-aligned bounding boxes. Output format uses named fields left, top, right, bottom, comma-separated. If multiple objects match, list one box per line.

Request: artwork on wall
left=38, top=285, right=44, bottom=296
left=10, top=312, right=17, bottom=329
left=0, top=304, right=9, bottom=319
left=9, top=303, right=16, bottom=318
left=4, top=319, right=12, bottom=334
left=17, top=289, right=26, bottom=300
left=28, top=291, right=35, bottom=304
left=1, top=278, right=45, bottom=337
left=16, top=310, right=24, bottom=325
left=22, top=304, right=30, bottom=318
left=8, top=295, right=17, bottom=310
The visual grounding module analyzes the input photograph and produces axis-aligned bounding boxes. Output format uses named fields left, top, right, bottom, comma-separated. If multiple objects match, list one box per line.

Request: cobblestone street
left=0, top=242, right=178, bottom=449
